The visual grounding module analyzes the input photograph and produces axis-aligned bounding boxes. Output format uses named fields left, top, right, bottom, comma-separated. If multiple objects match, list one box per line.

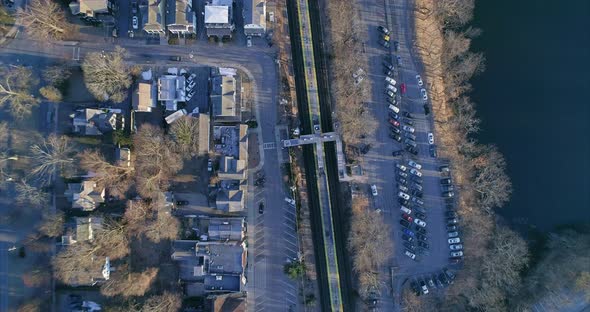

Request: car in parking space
left=406, top=145, right=418, bottom=155
left=385, top=76, right=396, bottom=85
left=396, top=164, right=407, bottom=171
left=398, top=171, right=408, bottom=178
left=416, top=74, right=423, bottom=86
left=132, top=16, right=139, bottom=29
left=446, top=211, right=458, bottom=218
left=400, top=219, right=411, bottom=228
left=428, top=132, right=434, bottom=144
left=370, top=184, right=378, bottom=196
left=450, top=251, right=464, bottom=258
left=399, top=198, right=410, bottom=206
left=411, top=197, right=424, bottom=206
left=417, top=241, right=429, bottom=249
left=415, top=211, right=427, bottom=220
left=415, top=226, right=427, bottom=235
left=447, top=225, right=458, bottom=231
left=412, top=183, right=423, bottom=191
left=391, top=127, right=401, bottom=135
left=420, top=88, right=428, bottom=101
left=442, top=185, right=455, bottom=193
left=444, top=268, right=456, bottom=281
left=402, top=125, right=415, bottom=133
left=404, top=242, right=416, bottom=251
left=176, top=200, right=189, bottom=206
left=420, top=280, right=429, bottom=294
left=383, top=34, right=390, bottom=41
left=403, top=228, right=415, bottom=237
left=389, top=118, right=400, bottom=127
left=450, top=244, right=463, bottom=250
left=448, top=231, right=459, bottom=238
left=409, top=168, right=422, bottom=177
left=446, top=203, right=455, bottom=211
left=399, top=192, right=411, bottom=200
left=441, top=178, right=452, bottom=185
left=438, top=272, right=449, bottom=285
left=405, top=250, right=417, bottom=260
left=384, top=68, right=393, bottom=76
left=447, top=218, right=459, bottom=225
left=390, top=133, right=402, bottom=142
left=392, top=150, right=403, bottom=157
left=400, top=206, right=412, bottom=214
left=416, top=234, right=427, bottom=242
left=404, top=139, right=417, bottom=148
left=408, top=160, right=422, bottom=169
left=378, top=39, right=390, bottom=48
left=448, top=237, right=461, bottom=244
left=389, top=112, right=399, bottom=120
left=427, top=278, right=436, bottom=289
left=383, top=61, right=394, bottom=71
left=170, top=56, right=182, bottom=61
left=386, top=90, right=395, bottom=98
left=402, top=234, right=414, bottom=242
left=399, top=185, right=409, bottom=193
left=388, top=104, right=400, bottom=113
left=400, top=83, right=407, bottom=94
left=410, top=281, right=421, bottom=295
left=258, top=202, right=264, bottom=214
left=403, top=118, right=414, bottom=126
left=440, top=165, right=450, bottom=174
left=414, top=218, right=427, bottom=227
left=443, top=191, right=455, bottom=198
left=386, top=84, right=398, bottom=93
left=393, top=41, right=400, bottom=51
left=402, top=111, right=414, bottom=119
left=396, top=55, right=402, bottom=66
left=247, top=36, right=252, bottom=47
left=378, top=25, right=390, bottom=34
left=207, top=159, right=213, bottom=172
left=402, top=213, right=413, bottom=223
left=410, top=174, right=423, bottom=182
left=397, top=177, right=407, bottom=184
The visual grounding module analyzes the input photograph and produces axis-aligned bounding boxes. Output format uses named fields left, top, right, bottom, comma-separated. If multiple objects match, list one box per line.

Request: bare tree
left=22, top=267, right=51, bottom=288
left=0, top=65, right=40, bottom=119
left=471, top=145, right=512, bottom=211
left=142, top=292, right=183, bottom=312
left=124, top=200, right=179, bottom=243
left=434, top=0, right=475, bottom=28
left=17, top=299, right=45, bottom=312
left=29, top=134, right=75, bottom=184
left=134, top=125, right=182, bottom=198
left=15, top=180, right=49, bottom=208
left=100, top=267, right=158, bottom=297
left=39, top=86, right=62, bottom=102
left=82, top=47, right=132, bottom=103
left=169, top=116, right=200, bottom=157
left=18, top=0, right=74, bottom=41
left=38, top=211, right=65, bottom=237
left=42, top=65, right=71, bottom=86
left=450, top=96, right=480, bottom=134
left=80, top=149, right=134, bottom=198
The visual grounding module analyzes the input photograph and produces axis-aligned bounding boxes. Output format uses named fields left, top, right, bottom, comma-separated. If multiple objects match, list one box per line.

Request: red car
left=400, top=83, right=407, bottom=94
left=389, top=118, right=400, bottom=127
left=402, top=213, right=413, bottom=222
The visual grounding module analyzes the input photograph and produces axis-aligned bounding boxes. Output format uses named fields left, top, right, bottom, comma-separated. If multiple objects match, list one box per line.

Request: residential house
left=144, top=0, right=167, bottom=34
left=199, top=217, right=245, bottom=242
left=204, top=0, right=234, bottom=38
left=243, top=0, right=266, bottom=37
left=115, top=147, right=131, bottom=167
left=132, top=81, right=157, bottom=112
left=210, top=294, right=246, bottom=312
left=72, top=108, right=123, bottom=136
left=216, top=180, right=246, bottom=213
left=166, top=0, right=196, bottom=35
left=216, top=125, right=248, bottom=212
left=65, top=180, right=106, bottom=211
left=171, top=239, right=247, bottom=296
left=69, top=0, right=109, bottom=17
left=158, top=75, right=186, bottom=111
left=210, top=74, right=239, bottom=123
left=61, top=217, right=103, bottom=246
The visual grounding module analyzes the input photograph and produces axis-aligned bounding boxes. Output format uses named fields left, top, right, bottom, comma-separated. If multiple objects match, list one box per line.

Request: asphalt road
left=0, top=30, right=298, bottom=311
left=355, top=0, right=454, bottom=309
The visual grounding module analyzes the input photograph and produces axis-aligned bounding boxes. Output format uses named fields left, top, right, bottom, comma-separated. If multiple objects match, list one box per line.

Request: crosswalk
left=263, top=142, right=276, bottom=150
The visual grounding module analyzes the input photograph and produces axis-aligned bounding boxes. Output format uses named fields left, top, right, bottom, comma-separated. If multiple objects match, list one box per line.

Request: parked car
left=399, top=198, right=409, bottom=206
left=396, top=164, right=407, bottom=171
left=389, top=104, right=400, bottom=113
left=450, top=244, right=463, bottom=250
left=420, top=281, right=429, bottom=294
left=385, top=76, right=396, bottom=85
left=400, top=83, right=407, bottom=94
left=402, top=125, right=415, bottom=133
left=429, top=145, right=438, bottom=157
left=396, top=55, right=402, bottom=66
left=387, top=97, right=398, bottom=105
left=412, top=197, right=424, bottom=206
left=409, top=168, right=422, bottom=177
left=450, top=251, right=464, bottom=258
left=415, top=211, right=426, bottom=220
left=402, top=111, right=414, bottom=118
left=399, top=192, right=411, bottom=200
left=391, top=126, right=401, bottom=134
left=400, top=206, right=412, bottom=214
left=438, top=273, right=450, bottom=285
left=447, top=218, right=459, bottom=225
left=378, top=39, right=390, bottom=48
left=404, top=139, right=417, bottom=148
left=414, top=218, right=427, bottom=227
left=397, top=177, right=407, bottom=185
left=398, top=171, right=409, bottom=178
left=427, top=278, right=436, bottom=289
left=393, top=41, right=400, bottom=51
left=207, top=159, right=213, bottom=172
left=402, top=213, right=413, bottom=223
left=392, top=150, right=403, bottom=157
left=440, top=178, right=452, bottom=185
left=417, top=241, right=429, bottom=249
left=410, top=175, right=423, bottom=184
left=389, top=111, right=399, bottom=120
left=258, top=202, right=264, bottom=214
left=176, top=200, right=189, bottom=206
left=386, top=84, right=398, bottom=93
left=403, top=118, right=414, bottom=126
left=390, top=133, right=402, bottom=142
left=247, top=36, right=252, bottom=47
left=371, top=184, right=378, bottom=196
left=170, top=56, right=181, bottom=61
left=383, top=34, right=390, bottom=41
left=420, top=88, right=428, bottom=101
left=442, top=191, right=455, bottom=198
left=132, top=16, right=139, bottom=29
left=406, top=145, right=418, bottom=155
left=416, top=74, right=423, bottom=86
left=402, top=234, right=413, bottom=242
left=428, top=132, right=434, bottom=145
left=404, top=242, right=416, bottom=251
left=403, top=228, right=415, bottom=237
left=405, top=250, right=417, bottom=260
left=410, top=281, right=421, bottom=295
left=383, top=61, right=394, bottom=71
left=399, top=185, right=409, bottom=193
left=448, top=237, right=461, bottom=244
left=415, top=226, right=427, bottom=235
left=444, top=268, right=456, bottom=281
left=442, top=185, right=455, bottom=193
left=378, top=25, right=390, bottom=34
left=448, top=231, right=459, bottom=238
left=399, top=219, right=411, bottom=228
left=447, top=225, right=458, bottom=231
left=412, top=183, right=423, bottom=191
left=446, top=211, right=458, bottom=218
left=408, top=160, right=422, bottom=169
left=389, top=118, right=400, bottom=127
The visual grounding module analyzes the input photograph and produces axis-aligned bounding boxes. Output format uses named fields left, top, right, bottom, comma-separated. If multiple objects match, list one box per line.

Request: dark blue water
left=471, top=0, right=590, bottom=230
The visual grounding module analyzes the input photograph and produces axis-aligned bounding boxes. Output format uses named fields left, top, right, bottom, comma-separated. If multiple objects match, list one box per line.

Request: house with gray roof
left=166, top=0, right=196, bottom=35
left=72, top=108, right=123, bottom=136
left=65, top=180, right=106, bottom=211
left=244, top=0, right=266, bottom=36
left=61, top=217, right=103, bottom=246
left=204, top=0, right=234, bottom=38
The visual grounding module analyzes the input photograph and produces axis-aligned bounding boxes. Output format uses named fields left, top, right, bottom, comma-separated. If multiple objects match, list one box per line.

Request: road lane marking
left=263, top=142, right=275, bottom=150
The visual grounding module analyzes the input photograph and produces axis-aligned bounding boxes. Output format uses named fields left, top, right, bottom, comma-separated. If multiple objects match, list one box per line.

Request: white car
left=421, top=283, right=429, bottom=294
left=388, top=104, right=400, bottom=113
left=399, top=185, right=409, bottom=192
left=396, top=164, right=407, bottom=171
left=420, top=88, right=428, bottom=101
left=405, top=250, right=416, bottom=260
left=450, top=244, right=463, bottom=250
left=400, top=206, right=412, bottom=214
left=386, top=84, right=397, bottom=93
left=450, top=251, right=464, bottom=258
left=448, top=231, right=459, bottom=238
left=409, top=168, right=422, bottom=177
left=408, top=160, right=422, bottom=170
left=402, top=125, right=415, bottom=133
left=414, top=218, right=427, bottom=227
left=132, top=16, right=138, bottom=30
left=416, top=74, right=423, bottom=87
left=385, top=76, right=397, bottom=85
left=398, top=191, right=410, bottom=200
left=428, top=132, right=434, bottom=145
left=285, top=197, right=296, bottom=206
left=371, top=184, right=378, bottom=196
left=246, top=36, right=252, bottom=47
left=448, top=237, right=461, bottom=244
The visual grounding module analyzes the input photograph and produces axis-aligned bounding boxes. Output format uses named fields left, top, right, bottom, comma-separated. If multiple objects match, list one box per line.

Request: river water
left=471, top=0, right=590, bottom=230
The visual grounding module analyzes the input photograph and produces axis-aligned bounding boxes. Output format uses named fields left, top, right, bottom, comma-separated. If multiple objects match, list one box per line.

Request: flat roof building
left=244, top=0, right=266, bottom=36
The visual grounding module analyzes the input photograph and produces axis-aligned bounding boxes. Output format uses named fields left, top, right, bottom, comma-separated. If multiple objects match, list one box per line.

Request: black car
left=258, top=202, right=264, bottom=214
left=440, top=178, right=452, bottom=185
left=392, top=150, right=403, bottom=157
left=396, top=177, right=407, bottom=185
left=442, top=185, right=455, bottom=192
left=415, top=211, right=427, bottom=220
left=403, top=242, right=416, bottom=251
left=402, top=234, right=413, bottom=242
left=446, top=211, right=458, bottom=218
left=410, top=176, right=423, bottom=184
left=447, top=218, right=459, bottom=225
left=387, top=97, right=398, bottom=105
left=438, top=272, right=450, bottom=285
left=445, top=198, right=455, bottom=204
left=418, top=241, right=429, bottom=249
left=424, top=104, right=430, bottom=115
left=402, top=111, right=414, bottom=119
left=176, top=200, right=189, bottom=206
left=405, top=145, right=418, bottom=155
left=415, top=226, right=427, bottom=235
left=390, top=133, right=402, bottom=142
left=170, top=56, right=182, bottom=61
left=447, top=225, right=458, bottom=231
left=416, top=234, right=427, bottom=241
left=410, top=281, right=421, bottom=296
left=429, top=145, right=438, bottom=157
left=434, top=274, right=444, bottom=288
left=383, top=61, right=394, bottom=71
left=378, top=25, right=390, bottom=34
left=445, top=203, right=454, bottom=211
left=399, top=219, right=411, bottom=228
left=399, top=198, right=409, bottom=206
left=390, top=126, right=401, bottom=134
left=403, top=118, right=414, bottom=126
left=449, top=257, right=463, bottom=264
left=444, top=268, right=456, bottom=281
left=411, top=190, right=423, bottom=198
left=389, top=112, right=399, bottom=120
left=393, top=41, right=400, bottom=51
left=378, top=39, right=390, bottom=48
left=385, top=69, right=393, bottom=76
